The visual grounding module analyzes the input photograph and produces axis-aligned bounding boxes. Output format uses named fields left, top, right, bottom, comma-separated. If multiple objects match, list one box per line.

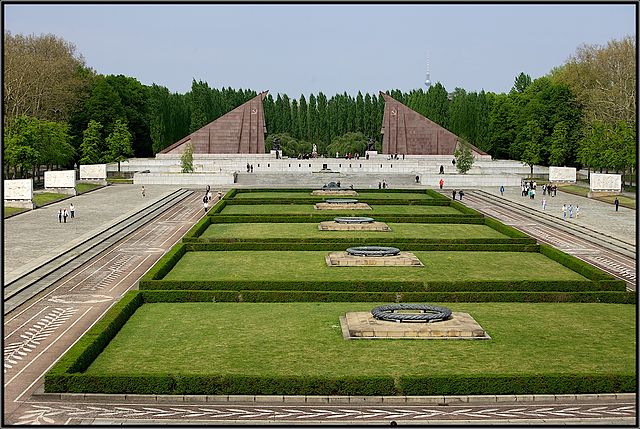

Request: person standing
left=452, top=189, right=457, bottom=200
left=439, top=178, right=444, bottom=189
left=439, top=165, right=444, bottom=174
left=415, top=175, right=420, bottom=184
left=499, top=185, right=504, bottom=196
left=250, top=164, right=253, bottom=173
left=378, top=181, right=382, bottom=189
left=542, top=197, right=547, bottom=211
left=246, top=163, right=250, bottom=173
left=459, top=190, right=465, bottom=200
left=614, top=197, right=619, bottom=211
left=63, top=208, right=68, bottom=223
left=203, top=195, right=209, bottom=212
left=141, top=186, right=146, bottom=197
left=568, top=204, right=573, bottom=218
left=207, top=190, right=212, bottom=202
left=562, top=204, right=567, bottom=220
left=382, top=179, right=387, bottom=189
left=69, top=203, right=75, bottom=219
left=576, top=205, right=580, bottom=218
left=531, top=187, right=535, bottom=200
left=58, top=209, right=62, bottom=223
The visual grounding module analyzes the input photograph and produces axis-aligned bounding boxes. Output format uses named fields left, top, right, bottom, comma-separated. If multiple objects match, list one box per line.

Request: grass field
left=559, top=185, right=636, bottom=209
left=233, top=191, right=434, bottom=200
left=201, top=223, right=508, bottom=240
left=76, top=182, right=103, bottom=194
left=3, top=206, right=28, bottom=218
left=221, top=204, right=461, bottom=215
left=164, top=251, right=588, bottom=282
left=32, top=192, right=69, bottom=207
left=84, top=302, right=635, bottom=377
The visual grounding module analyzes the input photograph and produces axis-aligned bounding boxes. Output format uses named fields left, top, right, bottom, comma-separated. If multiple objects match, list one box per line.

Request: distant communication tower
left=424, top=56, right=432, bottom=89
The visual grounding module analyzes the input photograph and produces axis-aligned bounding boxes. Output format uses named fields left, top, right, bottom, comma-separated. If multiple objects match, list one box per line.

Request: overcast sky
left=3, top=3, right=636, bottom=97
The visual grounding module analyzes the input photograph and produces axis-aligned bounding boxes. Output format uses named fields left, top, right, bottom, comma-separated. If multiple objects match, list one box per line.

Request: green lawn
left=164, top=251, right=588, bottom=282
left=76, top=182, right=103, bottom=194
left=3, top=206, right=29, bottom=218
left=32, top=192, right=69, bottom=207
left=85, top=302, right=635, bottom=377
left=233, top=191, right=433, bottom=200
left=221, top=204, right=460, bottom=215
left=201, top=223, right=508, bottom=240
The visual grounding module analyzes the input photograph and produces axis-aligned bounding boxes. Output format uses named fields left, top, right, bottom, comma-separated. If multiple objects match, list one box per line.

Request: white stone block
left=44, top=170, right=75, bottom=188
left=548, top=166, right=576, bottom=182
left=80, top=164, right=107, bottom=180
left=4, top=179, right=33, bottom=200
left=590, top=173, right=622, bottom=191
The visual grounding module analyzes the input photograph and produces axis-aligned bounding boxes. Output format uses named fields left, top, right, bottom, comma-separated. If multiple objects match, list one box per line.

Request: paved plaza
left=474, top=185, right=636, bottom=245
left=3, top=184, right=185, bottom=282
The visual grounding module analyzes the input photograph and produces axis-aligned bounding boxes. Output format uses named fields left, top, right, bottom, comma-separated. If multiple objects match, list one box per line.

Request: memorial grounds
left=45, top=189, right=635, bottom=396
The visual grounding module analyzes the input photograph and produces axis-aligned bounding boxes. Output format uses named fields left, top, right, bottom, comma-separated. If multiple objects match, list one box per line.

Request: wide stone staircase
left=234, top=172, right=422, bottom=189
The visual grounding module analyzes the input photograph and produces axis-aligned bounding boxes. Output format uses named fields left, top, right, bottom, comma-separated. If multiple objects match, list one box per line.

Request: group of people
left=378, top=180, right=388, bottom=189
left=57, top=203, right=75, bottom=223
left=561, top=203, right=580, bottom=220
left=452, top=189, right=465, bottom=200
left=202, top=185, right=223, bottom=212
left=246, top=163, right=254, bottom=173
left=521, top=181, right=558, bottom=199
left=386, top=153, right=404, bottom=160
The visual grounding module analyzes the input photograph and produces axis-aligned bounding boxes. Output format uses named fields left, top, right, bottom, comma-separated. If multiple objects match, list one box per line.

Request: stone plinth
left=326, top=251, right=422, bottom=267
left=311, top=190, right=359, bottom=196
left=80, top=164, right=107, bottom=180
left=318, top=221, right=390, bottom=231
left=340, top=312, right=490, bottom=339
left=315, top=202, right=371, bottom=210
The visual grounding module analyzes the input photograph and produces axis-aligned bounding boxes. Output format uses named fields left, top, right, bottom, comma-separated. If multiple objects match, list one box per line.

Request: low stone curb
left=32, top=390, right=635, bottom=404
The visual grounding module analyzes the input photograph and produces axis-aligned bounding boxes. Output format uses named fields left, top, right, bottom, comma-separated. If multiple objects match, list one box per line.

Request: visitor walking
left=576, top=205, right=580, bottom=218
left=70, top=203, right=75, bottom=219
left=439, top=165, right=444, bottom=174
left=250, top=164, right=254, bottom=173
left=63, top=208, right=68, bottom=223
left=141, top=186, right=146, bottom=197
left=499, top=185, right=504, bottom=196
left=562, top=204, right=567, bottom=220
left=439, top=178, right=444, bottom=189
left=458, top=190, right=465, bottom=200
left=415, top=175, right=419, bottom=183
left=382, top=180, right=387, bottom=189
left=452, top=189, right=457, bottom=200
left=541, top=197, right=547, bottom=211
left=246, top=163, right=250, bottom=173
left=568, top=204, right=573, bottom=218
left=378, top=181, right=382, bottom=189
left=614, top=197, right=619, bottom=211
left=203, top=195, right=209, bottom=212
left=58, top=209, right=62, bottom=223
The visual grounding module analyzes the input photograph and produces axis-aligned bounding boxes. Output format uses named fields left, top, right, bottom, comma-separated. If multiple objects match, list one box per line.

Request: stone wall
left=44, top=170, right=75, bottom=188
left=80, top=164, right=107, bottom=180
left=549, top=166, right=576, bottom=182
left=590, top=173, right=622, bottom=191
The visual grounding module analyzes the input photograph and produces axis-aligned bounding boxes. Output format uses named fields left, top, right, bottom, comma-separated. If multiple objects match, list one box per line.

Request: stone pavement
left=473, top=186, right=636, bottom=246
left=3, top=184, right=184, bottom=282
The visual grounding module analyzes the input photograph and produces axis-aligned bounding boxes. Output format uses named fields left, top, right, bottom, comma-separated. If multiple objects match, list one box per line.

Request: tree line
left=3, top=31, right=635, bottom=184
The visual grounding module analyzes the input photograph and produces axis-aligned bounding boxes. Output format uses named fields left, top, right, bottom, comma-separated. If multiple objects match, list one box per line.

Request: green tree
left=511, top=72, right=532, bottom=93
left=80, top=120, right=103, bottom=164
left=105, top=118, right=134, bottom=172
left=181, top=142, right=194, bottom=173
left=326, top=132, right=368, bottom=157
left=454, top=140, right=475, bottom=174
left=518, top=120, right=545, bottom=176
left=3, top=115, right=41, bottom=178
left=265, top=132, right=311, bottom=158
left=548, top=121, right=571, bottom=166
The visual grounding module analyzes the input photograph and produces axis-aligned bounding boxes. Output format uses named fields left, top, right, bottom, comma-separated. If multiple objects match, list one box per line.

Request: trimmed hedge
left=138, top=290, right=636, bottom=304
left=141, top=243, right=187, bottom=281
left=208, top=215, right=486, bottom=224
left=183, top=242, right=540, bottom=252
left=184, top=237, right=536, bottom=245
left=183, top=214, right=211, bottom=239
left=46, top=371, right=636, bottom=395
left=539, top=244, right=627, bottom=288
left=138, top=279, right=626, bottom=293
left=483, top=217, right=531, bottom=238
left=44, top=291, right=144, bottom=392
left=225, top=198, right=451, bottom=206
left=397, top=373, right=636, bottom=396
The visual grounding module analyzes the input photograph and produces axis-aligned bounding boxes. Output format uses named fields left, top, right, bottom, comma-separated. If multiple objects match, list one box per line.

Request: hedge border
left=45, top=290, right=635, bottom=395
left=139, top=279, right=626, bottom=293
left=182, top=242, right=540, bottom=252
